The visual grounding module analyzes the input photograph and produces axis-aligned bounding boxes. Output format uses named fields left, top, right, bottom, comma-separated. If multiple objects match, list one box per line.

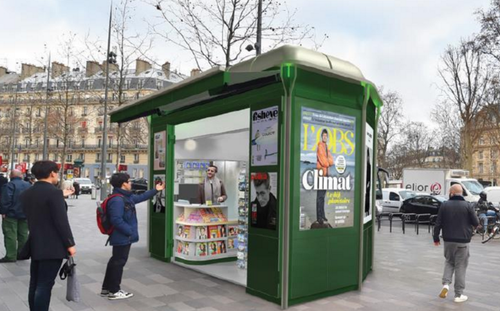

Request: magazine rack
left=174, top=203, right=238, bottom=262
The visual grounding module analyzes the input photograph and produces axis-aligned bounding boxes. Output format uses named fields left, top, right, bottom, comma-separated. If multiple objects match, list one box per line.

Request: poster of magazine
left=153, top=130, right=166, bottom=170
left=299, top=107, right=356, bottom=230
left=251, top=106, right=278, bottom=166
left=250, top=172, right=278, bottom=230
left=363, top=124, right=374, bottom=224
left=153, top=175, right=166, bottom=213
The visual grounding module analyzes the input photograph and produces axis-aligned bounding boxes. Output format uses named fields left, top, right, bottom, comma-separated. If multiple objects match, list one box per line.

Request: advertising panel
left=154, top=131, right=166, bottom=170
left=363, top=124, right=374, bottom=224
left=299, top=107, right=356, bottom=230
left=250, top=172, right=278, bottom=230
left=251, top=106, right=279, bottom=166
left=153, top=174, right=166, bottom=213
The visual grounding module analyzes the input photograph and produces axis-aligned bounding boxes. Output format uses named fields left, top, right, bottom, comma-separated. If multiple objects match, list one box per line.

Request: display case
left=237, top=165, right=249, bottom=269
left=174, top=203, right=238, bottom=262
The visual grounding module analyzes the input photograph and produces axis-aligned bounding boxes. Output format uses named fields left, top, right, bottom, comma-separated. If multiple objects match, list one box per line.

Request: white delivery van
left=483, top=187, right=500, bottom=208
left=402, top=169, right=483, bottom=202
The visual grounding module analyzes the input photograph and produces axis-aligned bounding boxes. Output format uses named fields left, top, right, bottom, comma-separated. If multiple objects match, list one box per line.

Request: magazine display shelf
left=174, top=202, right=238, bottom=263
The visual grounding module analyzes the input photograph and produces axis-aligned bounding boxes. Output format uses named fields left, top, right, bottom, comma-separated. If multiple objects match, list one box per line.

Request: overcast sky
left=0, top=0, right=491, bottom=123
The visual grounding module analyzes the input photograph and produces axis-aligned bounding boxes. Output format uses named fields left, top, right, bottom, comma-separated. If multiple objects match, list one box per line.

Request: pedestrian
left=73, top=181, right=80, bottom=199
left=0, top=173, right=8, bottom=190
left=20, top=160, right=76, bottom=311
left=433, top=184, right=479, bottom=303
left=0, top=169, right=31, bottom=262
left=101, top=173, right=165, bottom=300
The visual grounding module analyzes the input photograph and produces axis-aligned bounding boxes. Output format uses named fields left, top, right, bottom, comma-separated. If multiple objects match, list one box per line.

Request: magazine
left=228, top=226, right=237, bottom=237
left=196, top=243, right=207, bottom=256
left=177, top=225, right=183, bottom=237
left=182, top=242, right=190, bottom=256
left=218, top=225, right=227, bottom=237
left=208, top=226, right=220, bottom=239
left=196, top=226, right=208, bottom=239
left=183, top=226, right=191, bottom=239
left=176, top=242, right=183, bottom=254
left=227, top=238, right=236, bottom=250
left=208, top=242, right=218, bottom=255
left=218, top=241, right=227, bottom=254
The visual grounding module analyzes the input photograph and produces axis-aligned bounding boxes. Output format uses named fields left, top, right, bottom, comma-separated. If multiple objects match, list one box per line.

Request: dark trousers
left=316, top=190, right=326, bottom=221
left=102, top=244, right=131, bottom=293
left=29, top=259, right=63, bottom=311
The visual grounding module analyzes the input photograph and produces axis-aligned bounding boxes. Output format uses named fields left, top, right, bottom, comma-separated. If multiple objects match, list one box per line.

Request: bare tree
left=431, top=101, right=462, bottom=168
left=438, top=38, right=492, bottom=171
left=148, top=0, right=322, bottom=68
left=477, top=0, right=500, bottom=67
left=377, top=87, right=403, bottom=168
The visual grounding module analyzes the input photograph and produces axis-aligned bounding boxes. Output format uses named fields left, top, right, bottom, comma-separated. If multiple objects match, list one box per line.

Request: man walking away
left=21, top=161, right=76, bottom=311
left=101, top=173, right=165, bottom=300
left=433, top=184, right=479, bottom=303
left=0, top=169, right=31, bottom=262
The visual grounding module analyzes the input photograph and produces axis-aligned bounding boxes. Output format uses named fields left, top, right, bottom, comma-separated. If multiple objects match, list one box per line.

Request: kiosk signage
left=251, top=106, right=279, bottom=166
left=363, top=124, right=374, bottom=224
left=154, top=131, right=166, bottom=170
left=153, top=175, right=166, bottom=213
left=299, top=107, right=356, bottom=230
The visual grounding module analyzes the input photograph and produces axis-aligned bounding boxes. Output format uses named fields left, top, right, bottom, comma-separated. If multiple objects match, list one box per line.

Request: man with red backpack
left=101, top=173, right=165, bottom=300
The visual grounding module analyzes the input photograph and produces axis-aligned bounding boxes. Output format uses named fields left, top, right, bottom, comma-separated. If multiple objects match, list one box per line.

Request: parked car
left=73, top=178, right=95, bottom=194
left=377, top=188, right=417, bottom=213
left=400, top=195, right=447, bottom=215
left=131, top=178, right=148, bottom=194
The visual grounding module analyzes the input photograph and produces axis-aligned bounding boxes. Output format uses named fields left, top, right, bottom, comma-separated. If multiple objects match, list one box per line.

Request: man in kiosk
left=198, top=165, right=227, bottom=205
left=316, top=129, right=334, bottom=225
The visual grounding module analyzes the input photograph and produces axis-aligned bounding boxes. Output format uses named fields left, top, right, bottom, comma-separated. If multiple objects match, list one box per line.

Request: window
left=79, top=153, right=85, bottom=161
left=81, top=137, right=85, bottom=148
left=132, top=168, right=137, bottom=178
left=98, top=137, right=102, bottom=148
left=492, top=161, right=497, bottom=174
left=492, top=149, right=498, bottom=159
left=107, top=153, right=112, bottom=161
left=25, top=138, right=30, bottom=147
left=479, top=137, right=485, bottom=145
left=479, top=163, right=484, bottom=174
left=36, top=108, right=41, bottom=117
left=96, top=153, right=101, bottom=161
left=66, top=154, right=72, bottom=162
left=120, top=154, right=126, bottom=163
left=389, top=192, right=400, bottom=201
left=479, top=151, right=483, bottom=160
left=108, top=136, right=113, bottom=148
left=82, top=106, right=88, bottom=116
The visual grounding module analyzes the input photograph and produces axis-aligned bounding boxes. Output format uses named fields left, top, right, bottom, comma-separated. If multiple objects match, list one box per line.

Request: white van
left=483, top=187, right=500, bottom=208
left=378, top=188, right=417, bottom=213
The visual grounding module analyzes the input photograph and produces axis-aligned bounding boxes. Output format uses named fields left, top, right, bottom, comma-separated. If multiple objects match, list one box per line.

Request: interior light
left=184, top=139, right=197, bottom=151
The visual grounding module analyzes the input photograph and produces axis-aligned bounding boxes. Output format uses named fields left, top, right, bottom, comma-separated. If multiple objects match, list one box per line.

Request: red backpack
left=96, top=194, right=124, bottom=244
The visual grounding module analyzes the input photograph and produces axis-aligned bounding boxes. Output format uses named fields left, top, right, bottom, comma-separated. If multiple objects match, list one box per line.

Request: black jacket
left=21, top=181, right=75, bottom=260
left=433, top=196, right=479, bottom=243
left=0, top=177, right=31, bottom=219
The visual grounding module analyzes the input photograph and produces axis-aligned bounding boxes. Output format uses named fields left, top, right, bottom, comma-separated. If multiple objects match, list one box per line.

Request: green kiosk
left=110, top=45, right=383, bottom=308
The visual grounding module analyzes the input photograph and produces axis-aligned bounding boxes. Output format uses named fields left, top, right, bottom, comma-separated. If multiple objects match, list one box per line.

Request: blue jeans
left=29, top=259, right=63, bottom=311
left=479, top=210, right=497, bottom=230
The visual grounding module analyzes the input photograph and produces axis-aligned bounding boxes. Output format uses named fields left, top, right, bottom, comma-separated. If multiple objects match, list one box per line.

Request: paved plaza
left=0, top=196, right=499, bottom=311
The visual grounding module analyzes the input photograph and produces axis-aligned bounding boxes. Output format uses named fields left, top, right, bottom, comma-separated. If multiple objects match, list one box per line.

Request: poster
left=251, top=106, right=279, bottom=166
left=154, top=131, right=166, bottom=170
left=153, top=174, right=166, bottom=213
left=363, top=124, right=374, bottom=224
left=299, top=107, right=356, bottom=230
left=250, top=172, right=278, bottom=230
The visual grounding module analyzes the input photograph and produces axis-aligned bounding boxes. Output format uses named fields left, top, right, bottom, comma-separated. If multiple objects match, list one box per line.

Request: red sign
left=118, top=164, right=128, bottom=172
left=0, top=156, right=2, bottom=166
left=15, top=163, right=27, bottom=173
left=64, top=164, right=74, bottom=170
left=56, top=163, right=62, bottom=170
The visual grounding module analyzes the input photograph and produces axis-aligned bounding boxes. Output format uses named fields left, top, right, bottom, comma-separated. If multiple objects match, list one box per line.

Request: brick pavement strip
left=0, top=196, right=499, bottom=310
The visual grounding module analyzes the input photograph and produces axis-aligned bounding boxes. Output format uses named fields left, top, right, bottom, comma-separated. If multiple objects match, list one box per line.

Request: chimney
left=190, top=68, right=201, bottom=77
left=162, top=61, right=171, bottom=79
left=85, top=61, right=102, bottom=77
left=0, top=67, right=7, bottom=77
left=51, top=61, right=69, bottom=78
left=135, top=59, right=152, bottom=76
left=21, top=63, right=44, bottom=79
left=101, top=60, right=119, bottom=73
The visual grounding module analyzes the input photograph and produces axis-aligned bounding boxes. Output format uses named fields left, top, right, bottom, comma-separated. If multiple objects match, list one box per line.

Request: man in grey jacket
left=433, top=184, right=479, bottom=303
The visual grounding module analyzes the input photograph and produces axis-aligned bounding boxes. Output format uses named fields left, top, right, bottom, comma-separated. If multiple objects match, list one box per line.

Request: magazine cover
left=176, top=242, right=183, bottom=254
left=153, top=175, right=166, bottom=213
left=218, top=226, right=227, bottom=237
left=300, top=107, right=356, bottom=230
left=196, top=226, right=208, bottom=239
left=227, top=238, right=236, bottom=250
left=250, top=172, right=278, bottom=230
left=364, top=123, right=374, bottom=225
left=208, top=226, right=219, bottom=239
left=218, top=241, right=227, bottom=254
left=251, top=106, right=279, bottom=166
left=183, top=226, right=191, bottom=239
left=196, top=243, right=207, bottom=256
left=153, top=131, right=166, bottom=170
left=182, top=242, right=190, bottom=256
left=208, top=242, right=218, bottom=255
left=177, top=225, right=183, bottom=237
left=228, top=226, right=237, bottom=237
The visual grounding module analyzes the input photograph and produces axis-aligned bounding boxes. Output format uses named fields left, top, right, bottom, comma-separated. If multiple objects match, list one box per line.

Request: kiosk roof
left=110, top=45, right=380, bottom=123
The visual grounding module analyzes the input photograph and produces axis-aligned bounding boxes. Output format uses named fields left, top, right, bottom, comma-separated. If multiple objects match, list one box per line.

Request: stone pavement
left=0, top=195, right=499, bottom=311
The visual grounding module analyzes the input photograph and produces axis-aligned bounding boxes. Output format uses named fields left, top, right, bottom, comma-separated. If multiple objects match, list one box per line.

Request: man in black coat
left=20, top=161, right=76, bottom=311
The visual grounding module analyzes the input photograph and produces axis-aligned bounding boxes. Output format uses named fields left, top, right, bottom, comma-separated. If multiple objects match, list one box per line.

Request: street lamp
left=9, top=93, right=18, bottom=171
left=42, top=53, right=51, bottom=160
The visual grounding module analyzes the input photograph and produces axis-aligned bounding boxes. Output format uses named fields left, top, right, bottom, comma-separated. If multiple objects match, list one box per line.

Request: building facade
left=0, top=59, right=186, bottom=182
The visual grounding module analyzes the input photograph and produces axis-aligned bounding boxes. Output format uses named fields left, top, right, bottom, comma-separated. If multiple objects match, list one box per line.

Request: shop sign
left=250, top=172, right=278, bottom=230
left=15, top=163, right=27, bottom=173
left=251, top=106, right=278, bottom=166
left=299, top=107, right=356, bottom=230
left=154, top=131, right=166, bottom=170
